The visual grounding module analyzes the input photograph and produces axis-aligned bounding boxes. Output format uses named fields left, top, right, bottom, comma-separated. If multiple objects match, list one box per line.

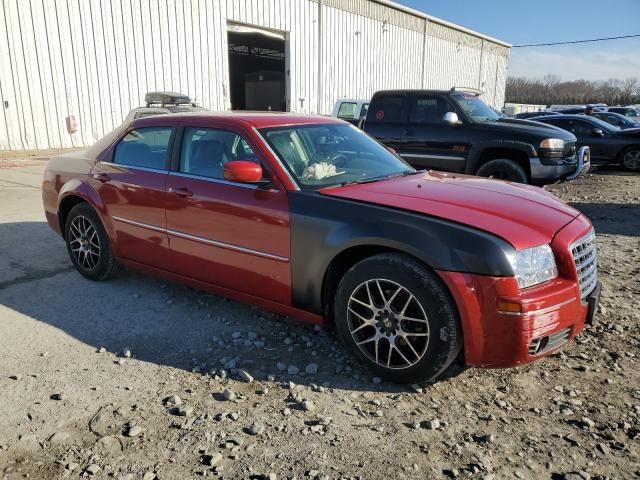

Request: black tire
left=334, top=253, right=462, bottom=384
left=475, top=158, right=528, bottom=183
left=64, top=203, right=120, bottom=281
left=619, top=146, right=640, bottom=171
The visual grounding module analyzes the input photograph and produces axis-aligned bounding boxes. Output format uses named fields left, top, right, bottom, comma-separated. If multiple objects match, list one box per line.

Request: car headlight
left=511, top=245, right=558, bottom=289
left=540, top=138, right=564, bottom=150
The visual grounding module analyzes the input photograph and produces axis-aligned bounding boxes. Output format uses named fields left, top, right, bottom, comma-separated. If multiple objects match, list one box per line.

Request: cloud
left=508, top=40, right=640, bottom=81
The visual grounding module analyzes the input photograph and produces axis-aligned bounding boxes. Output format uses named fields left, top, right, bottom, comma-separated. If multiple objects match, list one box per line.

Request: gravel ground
left=0, top=158, right=638, bottom=480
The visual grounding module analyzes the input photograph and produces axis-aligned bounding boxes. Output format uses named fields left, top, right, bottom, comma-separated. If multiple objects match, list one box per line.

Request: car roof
left=371, top=89, right=472, bottom=96
left=132, top=111, right=344, bottom=129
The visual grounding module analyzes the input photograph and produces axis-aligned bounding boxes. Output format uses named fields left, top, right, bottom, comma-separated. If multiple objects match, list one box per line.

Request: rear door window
left=113, top=127, right=172, bottom=170
left=369, top=95, right=406, bottom=123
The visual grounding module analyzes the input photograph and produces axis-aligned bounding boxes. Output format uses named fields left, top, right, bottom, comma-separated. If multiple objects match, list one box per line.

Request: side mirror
left=442, top=112, right=460, bottom=125
left=223, top=161, right=264, bottom=183
left=592, top=128, right=604, bottom=137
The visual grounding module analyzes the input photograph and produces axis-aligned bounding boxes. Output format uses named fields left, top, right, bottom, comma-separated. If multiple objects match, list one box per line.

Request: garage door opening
left=227, top=23, right=288, bottom=111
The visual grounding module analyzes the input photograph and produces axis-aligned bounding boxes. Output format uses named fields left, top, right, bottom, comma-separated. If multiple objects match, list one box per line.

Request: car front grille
left=570, top=230, right=598, bottom=300
left=528, top=327, right=572, bottom=356
left=564, top=142, right=577, bottom=158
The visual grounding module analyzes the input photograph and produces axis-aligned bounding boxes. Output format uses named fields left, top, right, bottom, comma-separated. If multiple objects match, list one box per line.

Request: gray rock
left=224, top=358, right=237, bottom=369
left=277, top=362, right=287, bottom=371
left=97, top=347, right=106, bottom=353
left=222, top=389, right=236, bottom=401
left=66, top=462, right=79, bottom=471
left=305, top=363, right=319, bottom=375
left=301, top=400, right=315, bottom=412
left=49, top=432, right=71, bottom=444
left=164, top=394, right=182, bottom=406
left=50, top=393, right=64, bottom=401
left=580, top=417, right=596, bottom=429
left=142, top=472, right=156, bottom=480
left=126, top=425, right=143, bottom=437
left=423, top=418, right=440, bottom=430
left=122, top=348, right=132, bottom=358
left=288, top=365, right=300, bottom=375
left=177, top=405, right=194, bottom=417
left=202, top=452, right=223, bottom=466
left=238, top=370, right=254, bottom=383
left=372, top=377, right=382, bottom=384
left=228, top=412, right=240, bottom=421
left=247, top=423, right=265, bottom=435
left=85, top=464, right=101, bottom=475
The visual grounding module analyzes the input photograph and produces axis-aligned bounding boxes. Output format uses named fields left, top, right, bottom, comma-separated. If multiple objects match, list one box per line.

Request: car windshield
left=260, top=123, right=414, bottom=190
left=451, top=93, right=500, bottom=122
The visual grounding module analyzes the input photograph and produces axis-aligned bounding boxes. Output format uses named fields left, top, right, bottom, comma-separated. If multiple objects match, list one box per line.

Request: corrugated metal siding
left=0, top=0, right=509, bottom=151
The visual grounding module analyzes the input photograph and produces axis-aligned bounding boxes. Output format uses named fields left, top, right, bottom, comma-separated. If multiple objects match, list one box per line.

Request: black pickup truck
left=361, top=89, right=589, bottom=184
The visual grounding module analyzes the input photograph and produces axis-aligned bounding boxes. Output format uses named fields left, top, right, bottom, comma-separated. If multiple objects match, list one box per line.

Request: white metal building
left=0, top=0, right=510, bottom=151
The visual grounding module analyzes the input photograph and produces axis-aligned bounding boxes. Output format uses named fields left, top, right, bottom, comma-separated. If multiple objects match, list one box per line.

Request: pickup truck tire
left=620, top=146, right=640, bottom=171
left=475, top=158, right=528, bottom=183
left=64, top=203, right=120, bottom=281
left=333, top=253, right=462, bottom=384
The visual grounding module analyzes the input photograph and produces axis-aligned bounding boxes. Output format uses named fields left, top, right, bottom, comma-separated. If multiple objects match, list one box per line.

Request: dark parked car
left=606, top=107, right=640, bottom=118
left=530, top=114, right=640, bottom=171
left=361, top=89, right=589, bottom=184
left=42, top=113, right=599, bottom=384
left=514, top=111, right=561, bottom=119
left=121, top=91, right=205, bottom=125
left=591, top=111, right=640, bottom=130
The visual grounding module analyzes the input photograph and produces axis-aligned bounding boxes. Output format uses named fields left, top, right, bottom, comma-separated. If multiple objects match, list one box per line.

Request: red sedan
left=42, top=112, right=600, bottom=384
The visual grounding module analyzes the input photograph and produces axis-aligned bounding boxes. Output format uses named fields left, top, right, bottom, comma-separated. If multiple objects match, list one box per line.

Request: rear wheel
left=620, top=147, right=640, bottom=171
left=475, top=158, right=528, bottom=183
left=333, top=253, right=462, bottom=384
left=64, top=203, right=120, bottom=281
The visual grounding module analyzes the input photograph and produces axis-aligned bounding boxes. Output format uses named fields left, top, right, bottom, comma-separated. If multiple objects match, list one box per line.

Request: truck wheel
left=620, top=146, right=640, bottom=171
left=476, top=159, right=528, bottom=183
left=333, top=253, right=462, bottom=384
left=64, top=203, right=120, bottom=281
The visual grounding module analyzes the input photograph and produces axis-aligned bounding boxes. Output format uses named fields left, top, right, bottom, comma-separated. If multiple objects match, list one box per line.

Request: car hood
left=320, top=171, right=581, bottom=250
left=477, top=117, right=577, bottom=141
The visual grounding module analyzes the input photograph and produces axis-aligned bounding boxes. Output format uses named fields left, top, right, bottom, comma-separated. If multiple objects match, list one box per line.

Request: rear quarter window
left=113, top=127, right=172, bottom=170
left=367, top=95, right=405, bottom=123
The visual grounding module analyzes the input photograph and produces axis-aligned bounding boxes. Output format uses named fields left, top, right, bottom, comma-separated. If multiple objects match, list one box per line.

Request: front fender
left=288, top=192, right=516, bottom=315
left=465, top=140, right=536, bottom=175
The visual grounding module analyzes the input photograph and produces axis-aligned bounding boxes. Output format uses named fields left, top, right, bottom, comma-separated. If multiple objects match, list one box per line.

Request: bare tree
left=505, top=76, right=640, bottom=106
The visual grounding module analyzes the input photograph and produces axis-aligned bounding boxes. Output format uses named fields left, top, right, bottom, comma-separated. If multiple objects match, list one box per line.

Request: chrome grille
left=528, top=327, right=572, bottom=356
left=570, top=230, right=597, bottom=300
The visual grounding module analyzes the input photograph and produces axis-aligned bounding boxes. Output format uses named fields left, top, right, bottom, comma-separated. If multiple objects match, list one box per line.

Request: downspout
left=317, top=0, right=323, bottom=114
left=420, top=18, right=428, bottom=88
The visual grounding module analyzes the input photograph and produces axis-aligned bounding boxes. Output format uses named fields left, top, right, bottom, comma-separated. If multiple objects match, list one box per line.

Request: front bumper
left=435, top=214, right=599, bottom=368
left=530, top=146, right=590, bottom=183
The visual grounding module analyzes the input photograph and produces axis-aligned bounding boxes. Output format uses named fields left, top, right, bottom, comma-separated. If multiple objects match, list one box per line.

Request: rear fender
left=58, top=179, right=116, bottom=244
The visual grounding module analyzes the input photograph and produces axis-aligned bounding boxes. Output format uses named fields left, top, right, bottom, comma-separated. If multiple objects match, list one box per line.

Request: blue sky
left=395, top=0, right=640, bottom=81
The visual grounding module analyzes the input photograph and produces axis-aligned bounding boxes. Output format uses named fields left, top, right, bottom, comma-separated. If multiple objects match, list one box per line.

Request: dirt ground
left=0, top=157, right=638, bottom=480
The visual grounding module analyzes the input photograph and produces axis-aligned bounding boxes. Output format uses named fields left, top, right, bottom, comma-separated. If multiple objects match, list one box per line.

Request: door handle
left=403, top=129, right=415, bottom=136
left=169, top=187, right=193, bottom=198
left=91, top=173, right=111, bottom=183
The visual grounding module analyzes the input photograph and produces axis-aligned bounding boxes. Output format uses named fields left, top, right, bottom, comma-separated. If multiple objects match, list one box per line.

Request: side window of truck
left=370, top=95, right=405, bottom=123
left=409, top=96, right=453, bottom=124
left=337, top=102, right=357, bottom=119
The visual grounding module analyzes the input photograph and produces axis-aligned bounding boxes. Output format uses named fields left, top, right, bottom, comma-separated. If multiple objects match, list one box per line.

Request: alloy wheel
left=623, top=150, right=640, bottom=170
left=68, top=215, right=101, bottom=270
left=347, top=278, right=430, bottom=370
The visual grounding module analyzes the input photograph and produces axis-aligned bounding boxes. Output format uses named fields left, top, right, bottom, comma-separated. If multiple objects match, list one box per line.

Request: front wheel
left=64, top=203, right=120, bottom=281
left=475, top=158, right=528, bottom=183
left=334, top=253, right=462, bottom=384
left=620, top=147, right=640, bottom=171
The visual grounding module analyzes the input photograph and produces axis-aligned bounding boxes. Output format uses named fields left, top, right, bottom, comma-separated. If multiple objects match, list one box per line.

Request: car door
left=364, top=93, right=410, bottom=152
left=90, top=126, right=173, bottom=268
left=567, top=120, right=613, bottom=162
left=399, top=94, right=467, bottom=172
left=164, top=125, right=291, bottom=305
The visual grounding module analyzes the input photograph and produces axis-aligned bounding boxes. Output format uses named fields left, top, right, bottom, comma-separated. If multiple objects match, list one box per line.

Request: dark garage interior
left=227, top=25, right=287, bottom=111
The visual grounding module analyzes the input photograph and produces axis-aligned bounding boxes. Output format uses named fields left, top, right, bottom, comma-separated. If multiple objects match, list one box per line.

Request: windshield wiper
left=338, top=169, right=416, bottom=187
